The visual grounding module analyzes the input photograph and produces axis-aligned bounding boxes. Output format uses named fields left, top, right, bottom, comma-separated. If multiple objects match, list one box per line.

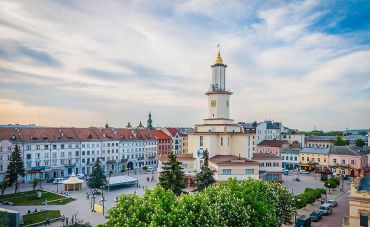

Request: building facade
left=153, top=130, right=172, bottom=156
left=281, top=148, right=300, bottom=170
left=252, top=153, right=283, bottom=183
left=305, top=136, right=336, bottom=149
left=255, top=140, right=289, bottom=156
left=348, top=174, right=370, bottom=227
left=185, top=51, right=259, bottom=181
left=162, top=128, right=183, bottom=154
left=299, top=148, right=330, bottom=171
left=256, top=121, right=285, bottom=144
left=0, top=127, right=158, bottom=182
left=328, top=146, right=367, bottom=176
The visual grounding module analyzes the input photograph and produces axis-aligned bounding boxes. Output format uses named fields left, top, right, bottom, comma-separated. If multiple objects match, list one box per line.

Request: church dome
left=215, top=52, right=223, bottom=64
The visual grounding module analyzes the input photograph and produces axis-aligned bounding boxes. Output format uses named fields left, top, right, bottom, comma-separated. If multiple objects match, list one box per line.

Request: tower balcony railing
left=208, top=84, right=229, bottom=92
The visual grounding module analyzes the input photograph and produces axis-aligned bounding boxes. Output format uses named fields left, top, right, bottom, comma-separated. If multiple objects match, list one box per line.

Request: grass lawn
left=0, top=190, right=73, bottom=205
left=22, top=210, right=61, bottom=225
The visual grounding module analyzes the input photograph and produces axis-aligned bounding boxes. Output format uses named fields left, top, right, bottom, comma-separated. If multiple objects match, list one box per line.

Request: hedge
left=294, top=188, right=326, bottom=209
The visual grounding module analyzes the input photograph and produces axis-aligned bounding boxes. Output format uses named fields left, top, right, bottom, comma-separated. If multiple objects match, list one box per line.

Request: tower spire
left=215, top=44, right=223, bottom=64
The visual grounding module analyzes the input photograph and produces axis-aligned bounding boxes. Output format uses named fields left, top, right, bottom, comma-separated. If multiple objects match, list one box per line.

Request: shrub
left=294, top=188, right=326, bottom=209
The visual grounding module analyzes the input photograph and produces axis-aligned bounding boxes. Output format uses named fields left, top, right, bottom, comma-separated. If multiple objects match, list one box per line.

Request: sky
left=0, top=0, right=369, bottom=131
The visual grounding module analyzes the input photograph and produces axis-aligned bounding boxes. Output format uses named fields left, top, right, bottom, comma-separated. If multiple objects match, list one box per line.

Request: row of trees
left=102, top=179, right=296, bottom=227
left=158, top=150, right=215, bottom=194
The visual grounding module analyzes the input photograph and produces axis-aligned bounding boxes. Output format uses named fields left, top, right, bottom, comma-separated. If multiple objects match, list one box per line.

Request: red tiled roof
left=257, top=140, right=289, bottom=147
left=252, top=153, right=283, bottom=160
left=209, top=155, right=259, bottom=166
left=0, top=128, right=21, bottom=142
left=153, top=130, right=172, bottom=140
left=164, top=128, right=178, bottom=137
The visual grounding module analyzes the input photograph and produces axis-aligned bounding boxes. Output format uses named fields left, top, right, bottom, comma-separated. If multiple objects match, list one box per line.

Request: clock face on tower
left=197, top=148, right=204, bottom=159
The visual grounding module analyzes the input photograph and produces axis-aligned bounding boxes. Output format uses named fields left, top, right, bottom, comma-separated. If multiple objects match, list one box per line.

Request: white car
left=147, top=166, right=156, bottom=171
left=299, top=169, right=310, bottom=174
left=52, top=178, right=65, bottom=184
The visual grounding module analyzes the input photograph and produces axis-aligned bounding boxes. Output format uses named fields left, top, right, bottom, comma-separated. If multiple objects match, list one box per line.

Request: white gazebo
left=63, top=173, right=84, bottom=191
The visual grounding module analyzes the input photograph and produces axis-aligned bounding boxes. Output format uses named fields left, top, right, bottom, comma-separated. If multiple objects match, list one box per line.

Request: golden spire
left=215, top=44, right=223, bottom=64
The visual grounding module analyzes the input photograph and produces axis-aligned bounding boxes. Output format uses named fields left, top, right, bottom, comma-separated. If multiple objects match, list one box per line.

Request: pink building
left=256, top=140, right=289, bottom=156
left=328, top=146, right=367, bottom=176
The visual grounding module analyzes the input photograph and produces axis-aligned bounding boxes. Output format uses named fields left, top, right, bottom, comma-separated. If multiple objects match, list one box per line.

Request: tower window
left=226, top=101, right=229, bottom=107
left=211, top=100, right=216, bottom=107
left=200, top=136, right=203, bottom=147
left=221, top=137, right=223, bottom=146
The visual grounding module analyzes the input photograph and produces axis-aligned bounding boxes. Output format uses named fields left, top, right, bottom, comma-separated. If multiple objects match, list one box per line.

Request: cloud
left=0, top=0, right=369, bottom=130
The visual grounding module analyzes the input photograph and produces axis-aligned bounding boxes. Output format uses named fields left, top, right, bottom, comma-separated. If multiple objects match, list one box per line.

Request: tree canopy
left=333, top=136, right=349, bottom=146
left=355, top=139, right=365, bottom=148
left=6, top=145, right=25, bottom=194
left=195, top=149, right=215, bottom=191
left=102, top=179, right=296, bottom=227
left=87, top=159, right=107, bottom=189
left=158, top=153, right=185, bottom=195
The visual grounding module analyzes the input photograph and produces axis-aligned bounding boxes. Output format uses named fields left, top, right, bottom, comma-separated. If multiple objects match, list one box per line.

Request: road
left=311, top=192, right=349, bottom=227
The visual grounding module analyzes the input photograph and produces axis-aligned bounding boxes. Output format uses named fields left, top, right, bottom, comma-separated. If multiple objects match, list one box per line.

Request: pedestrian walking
left=66, top=217, right=68, bottom=226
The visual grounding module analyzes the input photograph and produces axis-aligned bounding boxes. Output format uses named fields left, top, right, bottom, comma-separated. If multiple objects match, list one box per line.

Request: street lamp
left=100, top=185, right=106, bottom=216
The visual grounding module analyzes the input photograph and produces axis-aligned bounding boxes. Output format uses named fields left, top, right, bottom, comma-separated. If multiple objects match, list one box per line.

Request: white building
left=0, top=127, right=158, bottom=182
left=186, top=51, right=259, bottom=181
left=256, top=120, right=285, bottom=144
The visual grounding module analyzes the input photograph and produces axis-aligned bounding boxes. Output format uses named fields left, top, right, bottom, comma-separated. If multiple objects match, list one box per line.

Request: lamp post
left=100, top=185, right=105, bottom=216
left=56, top=179, right=59, bottom=194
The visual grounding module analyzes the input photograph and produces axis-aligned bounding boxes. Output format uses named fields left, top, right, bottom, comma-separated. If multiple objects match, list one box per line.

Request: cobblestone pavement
left=0, top=170, right=158, bottom=226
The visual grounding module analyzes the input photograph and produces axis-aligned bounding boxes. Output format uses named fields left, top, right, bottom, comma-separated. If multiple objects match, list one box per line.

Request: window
left=222, top=169, right=231, bottom=175
left=342, top=160, right=345, bottom=165
left=181, top=163, right=188, bottom=169
left=26, top=154, right=31, bottom=159
left=61, top=144, right=65, bottom=149
left=245, top=169, right=254, bottom=175
left=324, top=158, right=326, bottom=162
left=36, top=145, right=40, bottom=150
left=82, top=151, right=85, bottom=156
left=44, top=145, right=49, bottom=150
left=53, top=144, right=57, bottom=149
left=333, top=159, right=336, bottom=164
left=200, top=136, right=203, bottom=147
left=26, top=145, right=31, bottom=150
left=82, top=159, right=85, bottom=163
left=211, top=100, right=216, bottom=107
left=221, top=138, right=223, bottom=146
left=75, top=151, right=79, bottom=156
left=295, top=157, right=297, bottom=161
left=306, top=157, right=309, bottom=161
left=360, top=213, right=368, bottom=227
left=302, top=157, right=304, bottom=161
left=351, top=160, right=355, bottom=165
left=318, top=158, right=320, bottom=162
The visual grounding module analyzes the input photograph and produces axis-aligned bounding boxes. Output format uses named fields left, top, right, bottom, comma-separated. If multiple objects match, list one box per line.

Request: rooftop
left=257, top=140, right=289, bottom=147
left=329, top=146, right=364, bottom=156
left=306, top=136, right=336, bottom=141
left=209, top=155, right=258, bottom=166
left=281, top=148, right=302, bottom=154
left=300, top=148, right=330, bottom=154
left=252, top=153, right=283, bottom=160
left=358, top=176, right=370, bottom=193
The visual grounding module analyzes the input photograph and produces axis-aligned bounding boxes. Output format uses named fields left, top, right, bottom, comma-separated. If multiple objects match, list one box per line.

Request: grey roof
left=266, top=121, right=281, bottom=129
left=358, top=176, right=370, bottom=193
left=329, top=146, right=364, bottom=156
left=301, top=148, right=330, bottom=154
left=281, top=148, right=302, bottom=155
left=240, top=122, right=257, bottom=129
left=306, top=136, right=336, bottom=141
left=343, top=135, right=367, bottom=141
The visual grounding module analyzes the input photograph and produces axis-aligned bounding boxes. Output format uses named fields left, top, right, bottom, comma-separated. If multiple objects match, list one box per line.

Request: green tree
left=333, top=136, right=349, bottom=146
left=0, top=211, right=9, bottom=227
left=324, top=180, right=337, bottom=194
left=32, top=178, right=40, bottom=191
left=158, top=153, right=185, bottom=195
left=355, top=139, right=366, bottom=148
left=195, top=149, right=216, bottom=191
left=102, top=179, right=296, bottom=227
left=0, top=175, right=9, bottom=196
left=142, top=166, right=148, bottom=171
left=326, top=131, right=343, bottom=136
left=87, top=159, right=107, bottom=189
left=6, top=145, right=25, bottom=194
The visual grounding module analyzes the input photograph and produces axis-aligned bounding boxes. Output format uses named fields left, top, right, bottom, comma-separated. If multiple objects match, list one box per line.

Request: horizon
left=0, top=1, right=369, bottom=131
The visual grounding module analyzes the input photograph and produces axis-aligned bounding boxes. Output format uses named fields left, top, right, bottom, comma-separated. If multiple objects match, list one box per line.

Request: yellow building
left=299, top=148, right=329, bottom=170
left=348, top=175, right=370, bottom=227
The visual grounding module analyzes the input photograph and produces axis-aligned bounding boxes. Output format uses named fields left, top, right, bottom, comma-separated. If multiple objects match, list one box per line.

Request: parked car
left=309, top=211, right=322, bottom=222
left=52, top=178, right=65, bottom=184
left=147, top=166, right=156, bottom=171
left=295, top=215, right=311, bottom=227
left=76, top=173, right=85, bottom=179
left=46, top=178, right=54, bottom=183
left=319, top=203, right=333, bottom=215
left=327, top=200, right=337, bottom=207
left=299, top=169, right=310, bottom=174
